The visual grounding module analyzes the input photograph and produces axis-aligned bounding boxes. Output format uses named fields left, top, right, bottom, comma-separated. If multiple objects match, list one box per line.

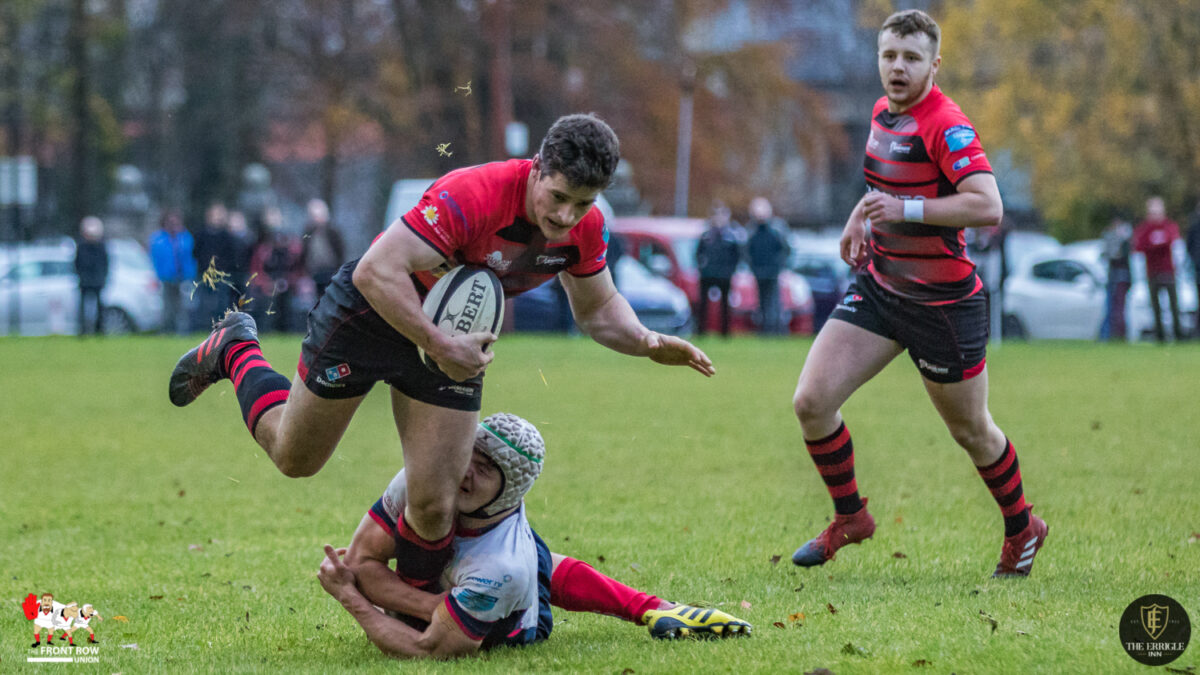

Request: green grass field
left=2, top=334, right=1197, bottom=673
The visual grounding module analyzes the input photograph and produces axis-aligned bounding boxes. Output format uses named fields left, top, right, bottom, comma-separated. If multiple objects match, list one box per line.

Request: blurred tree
left=938, top=1, right=1200, bottom=239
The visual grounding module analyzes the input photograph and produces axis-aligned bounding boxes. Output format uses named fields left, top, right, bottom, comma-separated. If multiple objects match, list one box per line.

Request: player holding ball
left=168, top=113, right=713, bottom=594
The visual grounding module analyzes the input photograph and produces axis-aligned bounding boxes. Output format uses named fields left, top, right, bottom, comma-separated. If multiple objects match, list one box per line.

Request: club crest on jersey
left=325, top=363, right=351, bottom=382
left=421, top=205, right=439, bottom=226
left=944, top=124, right=976, bottom=152
left=486, top=250, right=511, bottom=272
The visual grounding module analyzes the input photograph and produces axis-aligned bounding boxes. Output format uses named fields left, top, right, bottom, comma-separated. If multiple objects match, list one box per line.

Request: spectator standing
left=1099, top=218, right=1132, bottom=341
left=193, top=202, right=237, bottom=327
left=301, top=198, right=346, bottom=299
left=1132, top=196, right=1183, bottom=342
left=226, top=210, right=255, bottom=294
left=149, top=210, right=197, bottom=334
left=74, top=216, right=109, bottom=336
left=745, top=197, right=791, bottom=335
left=1186, top=199, right=1200, bottom=336
left=694, top=200, right=743, bottom=336
left=249, top=206, right=303, bottom=333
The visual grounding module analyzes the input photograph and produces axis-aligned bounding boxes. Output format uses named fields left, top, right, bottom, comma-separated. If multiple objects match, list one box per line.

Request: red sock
left=550, top=557, right=664, bottom=625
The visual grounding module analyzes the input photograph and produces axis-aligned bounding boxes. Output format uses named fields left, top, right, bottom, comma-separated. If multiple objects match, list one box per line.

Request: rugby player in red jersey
left=790, top=10, right=1047, bottom=578
left=169, top=114, right=714, bottom=593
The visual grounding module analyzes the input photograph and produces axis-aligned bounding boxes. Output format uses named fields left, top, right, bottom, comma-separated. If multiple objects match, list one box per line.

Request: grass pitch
left=1, top=334, right=1197, bottom=673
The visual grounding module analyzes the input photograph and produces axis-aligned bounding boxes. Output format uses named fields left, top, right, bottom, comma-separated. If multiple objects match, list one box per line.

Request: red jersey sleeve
left=399, top=163, right=522, bottom=260
left=929, top=103, right=992, bottom=186
left=565, top=210, right=609, bottom=277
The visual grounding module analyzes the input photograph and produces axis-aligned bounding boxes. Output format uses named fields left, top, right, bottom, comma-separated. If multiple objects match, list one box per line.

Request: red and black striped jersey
left=863, top=85, right=993, bottom=305
left=396, top=159, right=609, bottom=299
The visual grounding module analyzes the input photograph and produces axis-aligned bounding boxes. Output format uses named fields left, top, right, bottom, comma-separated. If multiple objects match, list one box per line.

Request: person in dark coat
left=74, top=216, right=109, bottom=336
left=746, top=197, right=791, bottom=335
left=192, top=202, right=238, bottom=327
left=694, top=200, right=743, bottom=336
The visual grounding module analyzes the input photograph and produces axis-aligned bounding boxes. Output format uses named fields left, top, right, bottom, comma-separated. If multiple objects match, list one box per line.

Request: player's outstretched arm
left=319, top=545, right=481, bottom=659
left=344, top=514, right=444, bottom=621
left=560, top=270, right=714, bottom=376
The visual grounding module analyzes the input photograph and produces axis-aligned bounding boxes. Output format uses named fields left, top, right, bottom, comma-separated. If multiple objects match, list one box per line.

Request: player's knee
left=404, top=492, right=457, bottom=531
left=275, top=454, right=324, bottom=478
left=793, top=388, right=831, bottom=425
left=947, top=420, right=990, bottom=452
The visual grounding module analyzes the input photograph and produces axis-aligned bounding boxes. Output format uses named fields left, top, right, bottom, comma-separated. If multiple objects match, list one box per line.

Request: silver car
left=0, top=238, right=163, bottom=335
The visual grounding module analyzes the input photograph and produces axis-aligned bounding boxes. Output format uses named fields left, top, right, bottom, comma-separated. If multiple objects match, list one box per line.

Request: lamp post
left=673, top=59, right=696, bottom=218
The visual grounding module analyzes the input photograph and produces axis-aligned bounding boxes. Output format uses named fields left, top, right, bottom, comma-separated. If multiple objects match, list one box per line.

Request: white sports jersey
left=74, top=612, right=96, bottom=628
left=370, top=468, right=541, bottom=644
left=33, top=601, right=64, bottom=629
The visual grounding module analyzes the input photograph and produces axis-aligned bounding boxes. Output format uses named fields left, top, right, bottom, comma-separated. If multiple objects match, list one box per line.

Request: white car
left=1003, top=252, right=1107, bottom=339
left=1002, top=239, right=1196, bottom=340
left=0, top=238, right=163, bottom=335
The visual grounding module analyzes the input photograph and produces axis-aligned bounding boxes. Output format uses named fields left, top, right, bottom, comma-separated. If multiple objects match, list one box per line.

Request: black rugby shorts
left=827, top=273, right=988, bottom=383
left=298, top=261, right=483, bottom=410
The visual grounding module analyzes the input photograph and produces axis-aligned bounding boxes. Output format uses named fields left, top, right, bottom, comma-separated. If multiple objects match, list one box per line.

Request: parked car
left=788, top=233, right=851, bottom=332
left=1001, top=240, right=1197, bottom=340
left=1002, top=251, right=1107, bottom=339
left=610, top=216, right=814, bottom=334
left=0, top=238, right=163, bottom=335
left=509, top=255, right=692, bottom=335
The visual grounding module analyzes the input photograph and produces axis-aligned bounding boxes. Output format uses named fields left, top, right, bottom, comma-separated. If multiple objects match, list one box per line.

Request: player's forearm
left=573, top=292, right=651, bottom=356
left=918, top=190, right=1003, bottom=229
left=353, top=559, right=441, bottom=621
left=335, top=586, right=436, bottom=659
left=352, top=260, right=453, bottom=357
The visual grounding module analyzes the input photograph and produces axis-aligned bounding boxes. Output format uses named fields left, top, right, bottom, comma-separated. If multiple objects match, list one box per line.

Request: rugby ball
left=418, top=266, right=504, bottom=372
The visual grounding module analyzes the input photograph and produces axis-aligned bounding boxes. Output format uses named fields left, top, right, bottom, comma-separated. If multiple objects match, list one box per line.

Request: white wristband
left=903, top=199, right=925, bottom=223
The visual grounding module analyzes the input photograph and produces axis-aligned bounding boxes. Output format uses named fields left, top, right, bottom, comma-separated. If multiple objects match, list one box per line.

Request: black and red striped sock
left=223, top=341, right=290, bottom=438
left=392, top=514, right=455, bottom=592
left=805, top=422, right=863, bottom=515
left=976, top=439, right=1030, bottom=537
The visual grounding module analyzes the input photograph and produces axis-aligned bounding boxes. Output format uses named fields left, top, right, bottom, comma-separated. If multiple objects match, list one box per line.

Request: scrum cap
left=471, top=412, right=545, bottom=517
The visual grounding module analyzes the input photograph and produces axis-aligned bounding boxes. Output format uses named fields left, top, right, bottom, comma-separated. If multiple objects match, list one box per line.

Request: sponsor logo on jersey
left=890, top=141, right=912, bottom=154
left=440, top=384, right=477, bottom=396
left=453, top=588, right=499, bottom=613
left=421, top=205, right=439, bottom=226
left=917, top=358, right=950, bottom=375
left=944, top=124, right=977, bottom=152
left=324, top=363, right=351, bottom=382
left=536, top=254, right=568, bottom=266
left=952, top=156, right=972, bottom=172
left=314, top=376, right=346, bottom=389
left=467, top=575, right=504, bottom=590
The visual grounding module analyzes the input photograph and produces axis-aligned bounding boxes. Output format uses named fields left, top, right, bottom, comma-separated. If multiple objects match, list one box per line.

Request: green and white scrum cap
left=473, top=412, right=545, bottom=517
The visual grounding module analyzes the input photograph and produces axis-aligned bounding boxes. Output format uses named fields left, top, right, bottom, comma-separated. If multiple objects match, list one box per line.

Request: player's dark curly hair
left=537, top=113, right=620, bottom=190
left=880, top=9, right=941, bottom=57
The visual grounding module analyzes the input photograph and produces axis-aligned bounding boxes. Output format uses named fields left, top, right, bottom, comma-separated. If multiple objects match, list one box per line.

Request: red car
left=610, top=216, right=814, bottom=335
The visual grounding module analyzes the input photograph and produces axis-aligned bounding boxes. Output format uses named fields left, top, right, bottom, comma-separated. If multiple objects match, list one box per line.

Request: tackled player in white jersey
left=317, top=413, right=752, bottom=658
